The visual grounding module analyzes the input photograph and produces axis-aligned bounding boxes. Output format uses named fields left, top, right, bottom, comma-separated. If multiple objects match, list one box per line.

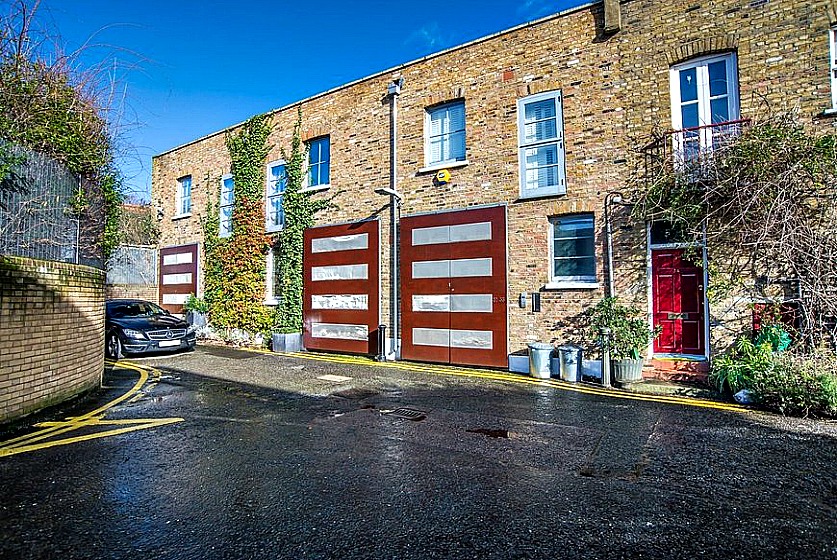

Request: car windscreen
left=108, top=302, right=166, bottom=318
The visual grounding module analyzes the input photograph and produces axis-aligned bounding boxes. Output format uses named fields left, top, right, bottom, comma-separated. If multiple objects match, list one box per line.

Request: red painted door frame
left=652, top=248, right=705, bottom=355
left=400, top=206, right=507, bottom=368
left=303, top=220, right=380, bottom=355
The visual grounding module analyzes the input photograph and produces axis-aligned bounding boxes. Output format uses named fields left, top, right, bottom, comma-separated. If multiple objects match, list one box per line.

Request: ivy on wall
left=276, top=108, right=334, bottom=333
left=202, top=114, right=276, bottom=335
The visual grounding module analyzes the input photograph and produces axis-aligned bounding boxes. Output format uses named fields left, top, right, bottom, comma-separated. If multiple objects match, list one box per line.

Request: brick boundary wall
left=0, top=256, right=105, bottom=423
left=105, top=284, right=158, bottom=304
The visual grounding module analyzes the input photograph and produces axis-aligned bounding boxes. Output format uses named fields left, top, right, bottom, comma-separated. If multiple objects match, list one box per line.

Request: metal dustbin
left=527, top=342, right=554, bottom=379
left=556, top=345, right=583, bottom=382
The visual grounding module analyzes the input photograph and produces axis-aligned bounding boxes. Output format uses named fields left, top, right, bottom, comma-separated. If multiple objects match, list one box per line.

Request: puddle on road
left=466, top=428, right=511, bottom=439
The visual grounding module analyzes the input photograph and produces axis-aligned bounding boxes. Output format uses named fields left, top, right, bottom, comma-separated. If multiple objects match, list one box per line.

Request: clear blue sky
left=39, top=0, right=582, bottom=201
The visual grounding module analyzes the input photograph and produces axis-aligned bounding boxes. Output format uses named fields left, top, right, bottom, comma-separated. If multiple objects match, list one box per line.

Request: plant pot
left=272, top=332, right=302, bottom=353
left=186, top=310, right=207, bottom=328
left=611, top=358, right=644, bottom=387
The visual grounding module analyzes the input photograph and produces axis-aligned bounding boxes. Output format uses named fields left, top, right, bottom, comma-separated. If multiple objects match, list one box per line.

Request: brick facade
left=152, top=0, right=837, bottom=366
left=0, top=256, right=104, bottom=422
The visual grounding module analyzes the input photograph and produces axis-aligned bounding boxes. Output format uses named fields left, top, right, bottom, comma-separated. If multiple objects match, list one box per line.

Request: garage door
left=303, top=220, right=380, bottom=354
left=159, top=243, right=198, bottom=313
left=400, top=206, right=507, bottom=368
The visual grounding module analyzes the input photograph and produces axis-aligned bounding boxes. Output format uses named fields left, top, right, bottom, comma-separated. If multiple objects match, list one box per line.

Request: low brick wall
left=1, top=256, right=105, bottom=423
left=105, top=284, right=158, bottom=303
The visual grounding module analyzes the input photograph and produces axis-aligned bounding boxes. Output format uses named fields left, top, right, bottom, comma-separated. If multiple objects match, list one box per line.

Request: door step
left=645, top=357, right=709, bottom=383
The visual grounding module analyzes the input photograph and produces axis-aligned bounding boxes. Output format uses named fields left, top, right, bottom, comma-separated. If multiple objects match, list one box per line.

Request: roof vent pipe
left=604, top=0, right=621, bottom=34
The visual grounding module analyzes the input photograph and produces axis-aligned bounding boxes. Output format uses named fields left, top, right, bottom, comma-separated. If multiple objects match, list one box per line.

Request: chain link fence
left=0, top=143, right=102, bottom=268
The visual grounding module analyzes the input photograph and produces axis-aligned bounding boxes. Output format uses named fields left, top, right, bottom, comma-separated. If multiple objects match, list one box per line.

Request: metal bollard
left=375, top=324, right=387, bottom=361
left=599, top=327, right=612, bottom=388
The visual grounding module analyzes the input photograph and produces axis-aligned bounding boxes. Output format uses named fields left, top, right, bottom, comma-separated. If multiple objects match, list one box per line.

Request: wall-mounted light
left=374, top=186, right=403, bottom=204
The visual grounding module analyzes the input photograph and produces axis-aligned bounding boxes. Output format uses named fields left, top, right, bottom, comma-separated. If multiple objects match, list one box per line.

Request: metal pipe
left=604, top=191, right=623, bottom=298
left=388, top=78, right=403, bottom=359
left=600, top=327, right=612, bottom=388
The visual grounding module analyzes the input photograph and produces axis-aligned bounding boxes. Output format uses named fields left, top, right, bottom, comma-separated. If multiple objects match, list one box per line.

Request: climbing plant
left=202, top=114, right=276, bottom=335
left=276, top=108, right=335, bottom=332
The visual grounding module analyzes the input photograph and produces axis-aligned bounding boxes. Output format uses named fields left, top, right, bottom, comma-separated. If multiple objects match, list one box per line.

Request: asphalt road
left=1, top=346, right=835, bottom=559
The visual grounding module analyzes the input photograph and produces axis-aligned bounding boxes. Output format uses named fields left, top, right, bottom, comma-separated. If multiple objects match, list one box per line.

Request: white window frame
left=219, top=173, right=234, bottom=238
left=301, top=136, right=330, bottom=193
left=546, top=214, right=598, bottom=290
left=265, top=160, right=286, bottom=233
left=264, top=244, right=282, bottom=305
left=175, top=175, right=192, bottom=218
left=517, top=91, right=567, bottom=199
left=669, top=53, right=740, bottom=160
left=423, top=100, right=467, bottom=170
left=830, top=27, right=837, bottom=110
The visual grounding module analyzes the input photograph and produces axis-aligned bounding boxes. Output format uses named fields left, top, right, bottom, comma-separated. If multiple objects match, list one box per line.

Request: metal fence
left=106, top=245, right=158, bottom=286
left=0, top=143, right=102, bottom=267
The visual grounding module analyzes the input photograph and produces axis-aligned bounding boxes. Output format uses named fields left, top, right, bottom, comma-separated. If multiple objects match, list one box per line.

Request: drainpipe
left=604, top=191, right=623, bottom=298
left=387, top=77, right=404, bottom=359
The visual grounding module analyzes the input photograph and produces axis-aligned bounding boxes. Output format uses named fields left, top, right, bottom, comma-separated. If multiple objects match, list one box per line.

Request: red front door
left=400, top=206, right=507, bottom=368
left=303, top=220, right=380, bottom=355
left=652, top=249, right=705, bottom=355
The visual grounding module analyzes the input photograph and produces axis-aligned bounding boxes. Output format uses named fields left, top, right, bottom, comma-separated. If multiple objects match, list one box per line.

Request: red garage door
left=303, top=220, right=380, bottom=354
left=400, top=206, right=507, bottom=368
left=159, top=243, right=199, bottom=313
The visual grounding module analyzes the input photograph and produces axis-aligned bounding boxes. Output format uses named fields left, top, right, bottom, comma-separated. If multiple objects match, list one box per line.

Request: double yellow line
left=264, top=349, right=748, bottom=413
left=0, top=362, right=183, bottom=458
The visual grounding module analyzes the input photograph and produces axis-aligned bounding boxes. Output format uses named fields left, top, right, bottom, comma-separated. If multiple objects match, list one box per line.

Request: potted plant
left=183, top=294, right=209, bottom=328
left=587, top=297, right=659, bottom=386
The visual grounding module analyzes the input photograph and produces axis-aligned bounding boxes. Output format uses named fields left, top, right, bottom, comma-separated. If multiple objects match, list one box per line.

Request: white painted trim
left=830, top=27, right=837, bottom=110
left=265, top=159, right=287, bottom=233
left=543, top=281, right=599, bottom=290
left=423, top=100, right=467, bottom=168
left=547, top=213, right=595, bottom=286
left=418, top=160, right=469, bottom=174
left=517, top=90, right=567, bottom=198
left=219, top=173, right=234, bottom=238
left=298, top=184, right=330, bottom=194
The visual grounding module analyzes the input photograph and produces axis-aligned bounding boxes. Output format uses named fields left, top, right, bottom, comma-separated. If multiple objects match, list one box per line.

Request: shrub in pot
left=587, top=297, right=659, bottom=386
left=183, top=294, right=209, bottom=328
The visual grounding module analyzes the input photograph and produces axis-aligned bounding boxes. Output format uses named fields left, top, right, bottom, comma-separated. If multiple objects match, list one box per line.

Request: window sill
left=264, top=298, right=280, bottom=306
left=817, top=107, right=837, bottom=119
left=516, top=189, right=566, bottom=202
left=172, top=213, right=192, bottom=221
left=418, top=160, right=469, bottom=174
left=299, top=184, right=330, bottom=194
left=266, top=225, right=284, bottom=234
left=543, top=281, right=599, bottom=290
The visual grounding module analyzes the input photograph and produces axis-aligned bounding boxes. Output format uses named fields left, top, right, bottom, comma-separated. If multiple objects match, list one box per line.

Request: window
left=549, top=214, right=596, bottom=287
left=264, top=244, right=282, bottom=305
left=175, top=175, right=192, bottom=217
left=517, top=91, right=566, bottom=198
left=219, top=174, right=234, bottom=237
left=306, top=136, right=330, bottom=190
left=830, top=27, right=837, bottom=110
left=425, top=100, right=466, bottom=167
left=266, top=161, right=286, bottom=232
left=669, top=53, right=739, bottom=161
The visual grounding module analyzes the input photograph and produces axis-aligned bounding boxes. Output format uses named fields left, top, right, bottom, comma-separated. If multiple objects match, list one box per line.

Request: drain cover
left=384, top=408, right=427, bottom=421
left=466, top=428, right=510, bottom=439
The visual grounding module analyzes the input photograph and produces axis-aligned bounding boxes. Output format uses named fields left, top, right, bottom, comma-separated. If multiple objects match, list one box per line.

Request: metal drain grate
left=384, top=407, right=427, bottom=421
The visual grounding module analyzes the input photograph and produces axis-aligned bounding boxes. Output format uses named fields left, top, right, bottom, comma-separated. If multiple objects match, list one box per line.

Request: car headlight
left=123, top=328, right=147, bottom=340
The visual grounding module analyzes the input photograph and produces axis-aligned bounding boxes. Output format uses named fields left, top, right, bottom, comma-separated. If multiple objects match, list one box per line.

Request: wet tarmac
left=1, top=346, right=835, bottom=559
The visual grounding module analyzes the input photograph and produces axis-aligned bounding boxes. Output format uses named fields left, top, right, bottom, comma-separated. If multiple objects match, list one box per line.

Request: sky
left=34, top=0, right=582, bottom=202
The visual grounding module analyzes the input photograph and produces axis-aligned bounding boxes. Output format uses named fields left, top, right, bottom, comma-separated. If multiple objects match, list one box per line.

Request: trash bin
left=556, top=345, right=583, bottom=382
left=527, top=342, right=553, bottom=379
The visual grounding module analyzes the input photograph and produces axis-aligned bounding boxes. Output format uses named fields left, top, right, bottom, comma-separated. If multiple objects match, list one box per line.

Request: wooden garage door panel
left=401, top=206, right=507, bottom=368
left=159, top=244, right=198, bottom=313
left=303, top=220, right=379, bottom=355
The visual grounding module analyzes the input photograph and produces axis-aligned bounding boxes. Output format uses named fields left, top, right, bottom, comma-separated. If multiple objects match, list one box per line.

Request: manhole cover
left=384, top=408, right=427, bottom=421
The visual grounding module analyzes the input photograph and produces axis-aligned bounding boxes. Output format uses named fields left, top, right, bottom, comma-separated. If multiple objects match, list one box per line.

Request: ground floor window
left=548, top=214, right=596, bottom=287
left=265, top=243, right=282, bottom=305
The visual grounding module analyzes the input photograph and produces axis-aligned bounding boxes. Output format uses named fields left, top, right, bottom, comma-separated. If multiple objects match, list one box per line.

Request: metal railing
left=106, top=245, right=158, bottom=286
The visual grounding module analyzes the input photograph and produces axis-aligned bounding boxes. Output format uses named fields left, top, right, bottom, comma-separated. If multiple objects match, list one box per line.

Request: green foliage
left=709, top=338, right=774, bottom=394
left=183, top=294, right=209, bottom=313
left=202, top=114, right=277, bottom=336
left=754, top=324, right=792, bottom=352
left=586, top=297, right=658, bottom=360
left=751, top=352, right=837, bottom=418
left=276, top=108, right=334, bottom=333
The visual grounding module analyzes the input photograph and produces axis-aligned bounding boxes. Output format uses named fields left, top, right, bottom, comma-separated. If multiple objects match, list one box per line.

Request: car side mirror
left=164, top=309, right=171, bottom=315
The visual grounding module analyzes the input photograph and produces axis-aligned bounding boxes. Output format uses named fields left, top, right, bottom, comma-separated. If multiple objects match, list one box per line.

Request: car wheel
left=106, top=331, right=123, bottom=360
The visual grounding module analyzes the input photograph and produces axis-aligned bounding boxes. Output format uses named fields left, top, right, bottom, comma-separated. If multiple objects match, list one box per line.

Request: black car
left=105, top=299, right=197, bottom=359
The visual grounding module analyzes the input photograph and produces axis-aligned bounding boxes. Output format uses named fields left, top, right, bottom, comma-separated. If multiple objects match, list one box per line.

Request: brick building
left=152, top=0, right=837, bottom=377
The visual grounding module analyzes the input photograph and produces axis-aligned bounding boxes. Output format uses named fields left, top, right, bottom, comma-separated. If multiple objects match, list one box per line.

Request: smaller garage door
left=159, top=243, right=198, bottom=313
left=303, top=220, right=380, bottom=355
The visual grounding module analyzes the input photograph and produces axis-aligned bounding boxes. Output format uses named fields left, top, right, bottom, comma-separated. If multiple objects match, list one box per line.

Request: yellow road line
left=247, top=347, right=747, bottom=413
left=0, top=361, right=183, bottom=458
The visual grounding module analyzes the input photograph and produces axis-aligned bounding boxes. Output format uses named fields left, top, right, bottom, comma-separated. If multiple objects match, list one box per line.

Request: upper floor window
left=175, top=175, right=192, bottom=217
left=549, top=214, right=596, bottom=288
left=830, top=27, right=837, bottom=110
left=306, top=136, right=330, bottom=190
left=669, top=53, right=740, bottom=162
left=425, top=100, right=466, bottom=167
left=219, top=174, right=234, bottom=238
left=517, top=91, right=566, bottom=199
left=266, top=160, right=286, bottom=232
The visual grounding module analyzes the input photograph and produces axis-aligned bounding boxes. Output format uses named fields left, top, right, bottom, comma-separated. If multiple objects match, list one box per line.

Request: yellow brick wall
left=152, top=0, right=837, bottom=356
left=0, top=257, right=104, bottom=422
